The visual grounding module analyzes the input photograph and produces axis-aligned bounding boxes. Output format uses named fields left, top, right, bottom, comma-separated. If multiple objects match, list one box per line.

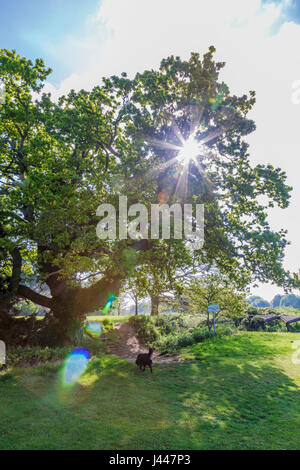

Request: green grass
left=86, top=314, right=131, bottom=323
left=0, top=332, right=299, bottom=450
left=14, top=314, right=131, bottom=323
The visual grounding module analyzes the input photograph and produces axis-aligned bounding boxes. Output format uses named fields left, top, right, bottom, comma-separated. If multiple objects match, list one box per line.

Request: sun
left=177, top=137, right=202, bottom=165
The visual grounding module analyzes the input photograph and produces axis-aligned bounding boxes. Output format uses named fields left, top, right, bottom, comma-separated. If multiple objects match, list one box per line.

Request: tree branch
left=17, top=285, right=52, bottom=308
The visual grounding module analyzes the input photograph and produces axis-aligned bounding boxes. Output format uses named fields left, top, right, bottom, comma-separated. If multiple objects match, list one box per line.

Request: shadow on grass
left=155, top=359, right=300, bottom=449
left=0, top=344, right=299, bottom=450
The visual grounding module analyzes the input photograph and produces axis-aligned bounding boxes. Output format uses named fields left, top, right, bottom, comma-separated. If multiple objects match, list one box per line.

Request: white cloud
left=44, top=0, right=300, bottom=300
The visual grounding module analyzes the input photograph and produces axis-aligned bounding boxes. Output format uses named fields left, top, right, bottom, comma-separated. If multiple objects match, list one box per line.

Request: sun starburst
left=177, top=136, right=204, bottom=166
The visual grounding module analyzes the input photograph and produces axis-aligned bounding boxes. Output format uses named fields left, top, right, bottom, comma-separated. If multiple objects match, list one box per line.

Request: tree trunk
left=51, top=272, right=122, bottom=342
left=135, top=295, right=138, bottom=315
left=7, top=239, right=153, bottom=345
left=0, top=300, right=10, bottom=320
left=207, top=312, right=212, bottom=334
left=16, top=270, right=122, bottom=344
left=150, top=294, right=159, bottom=316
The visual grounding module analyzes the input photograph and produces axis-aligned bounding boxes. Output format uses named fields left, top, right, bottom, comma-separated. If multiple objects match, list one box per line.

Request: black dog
left=135, top=348, right=154, bottom=373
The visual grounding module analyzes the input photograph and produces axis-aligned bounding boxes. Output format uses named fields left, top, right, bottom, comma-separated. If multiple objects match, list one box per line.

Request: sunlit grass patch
left=86, top=315, right=131, bottom=323
left=0, top=332, right=299, bottom=450
left=180, top=332, right=298, bottom=361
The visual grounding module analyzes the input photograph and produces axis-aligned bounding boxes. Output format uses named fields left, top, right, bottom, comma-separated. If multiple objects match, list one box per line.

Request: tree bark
left=150, top=294, right=159, bottom=316
left=0, top=299, right=10, bottom=320
left=17, top=285, right=52, bottom=308
left=14, top=270, right=123, bottom=343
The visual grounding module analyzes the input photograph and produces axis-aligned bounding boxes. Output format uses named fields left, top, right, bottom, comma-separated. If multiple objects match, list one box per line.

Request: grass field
left=86, top=314, right=131, bottom=323
left=0, top=332, right=299, bottom=450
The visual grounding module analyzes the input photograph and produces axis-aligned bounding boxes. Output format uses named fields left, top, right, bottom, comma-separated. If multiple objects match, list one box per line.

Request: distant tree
left=127, top=241, right=189, bottom=315
left=280, top=294, right=300, bottom=308
left=184, top=273, right=247, bottom=333
left=247, top=296, right=270, bottom=308
left=247, top=295, right=262, bottom=304
left=271, top=294, right=282, bottom=308
left=127, top=279, right=146, bottom=315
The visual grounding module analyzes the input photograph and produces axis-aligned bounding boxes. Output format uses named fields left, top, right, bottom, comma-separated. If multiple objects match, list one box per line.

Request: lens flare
left=85, top=321, right=102, bottom=338
left=103, top=294, right=115, bottom=314
left=177, top=137, right=202, bottom=165
left=63, top=348, right=90, bottom=385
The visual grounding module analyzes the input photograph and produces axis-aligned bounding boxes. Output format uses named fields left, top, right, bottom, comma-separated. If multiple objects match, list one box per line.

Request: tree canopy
left=0, top=47, right=298, bottom=342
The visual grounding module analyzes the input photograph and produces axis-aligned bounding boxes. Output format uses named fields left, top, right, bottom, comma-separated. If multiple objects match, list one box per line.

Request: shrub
left=288, top=321, right=300, bottom=332
left=265, top=319, right=286, bottom=332
left=247, top=307, right=260, bottom=316
left=152, top=323, right=235, bottom=353
left=129, top=316, right=160, bottom=345
left=239, top=315, right=265, bottom=331
left=100, top=318, right=114, bottom=333
left=6, top=345, right=71, bottom=367
left=129, top=314, right=236, bottom=354
left=34, top=323, right=63, bottom=347
left=6, top=336, right=106, bottom=367
left=239, top=314, right=288, bottom=332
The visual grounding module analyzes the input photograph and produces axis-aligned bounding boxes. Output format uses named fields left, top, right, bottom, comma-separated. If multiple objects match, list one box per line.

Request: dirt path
left=106, top=322, right=179, bottom=364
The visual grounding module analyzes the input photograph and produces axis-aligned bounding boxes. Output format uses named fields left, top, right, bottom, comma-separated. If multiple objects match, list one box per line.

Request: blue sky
left=0, top=0, right=102, bottom=84
left=264, top=0, right=300, bottom=23
left=1, top=0, right=300, bottom=301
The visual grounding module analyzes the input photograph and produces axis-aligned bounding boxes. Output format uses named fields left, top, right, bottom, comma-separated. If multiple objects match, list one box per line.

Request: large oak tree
left=0, top=47, right=297, bottom=342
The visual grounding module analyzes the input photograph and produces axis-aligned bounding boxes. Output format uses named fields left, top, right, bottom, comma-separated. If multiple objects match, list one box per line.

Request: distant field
left=13, top=314, right=132, bottom=322
left=86, top=314, right=131, bottom=323
left=0, top=331, right=299, bottom=450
